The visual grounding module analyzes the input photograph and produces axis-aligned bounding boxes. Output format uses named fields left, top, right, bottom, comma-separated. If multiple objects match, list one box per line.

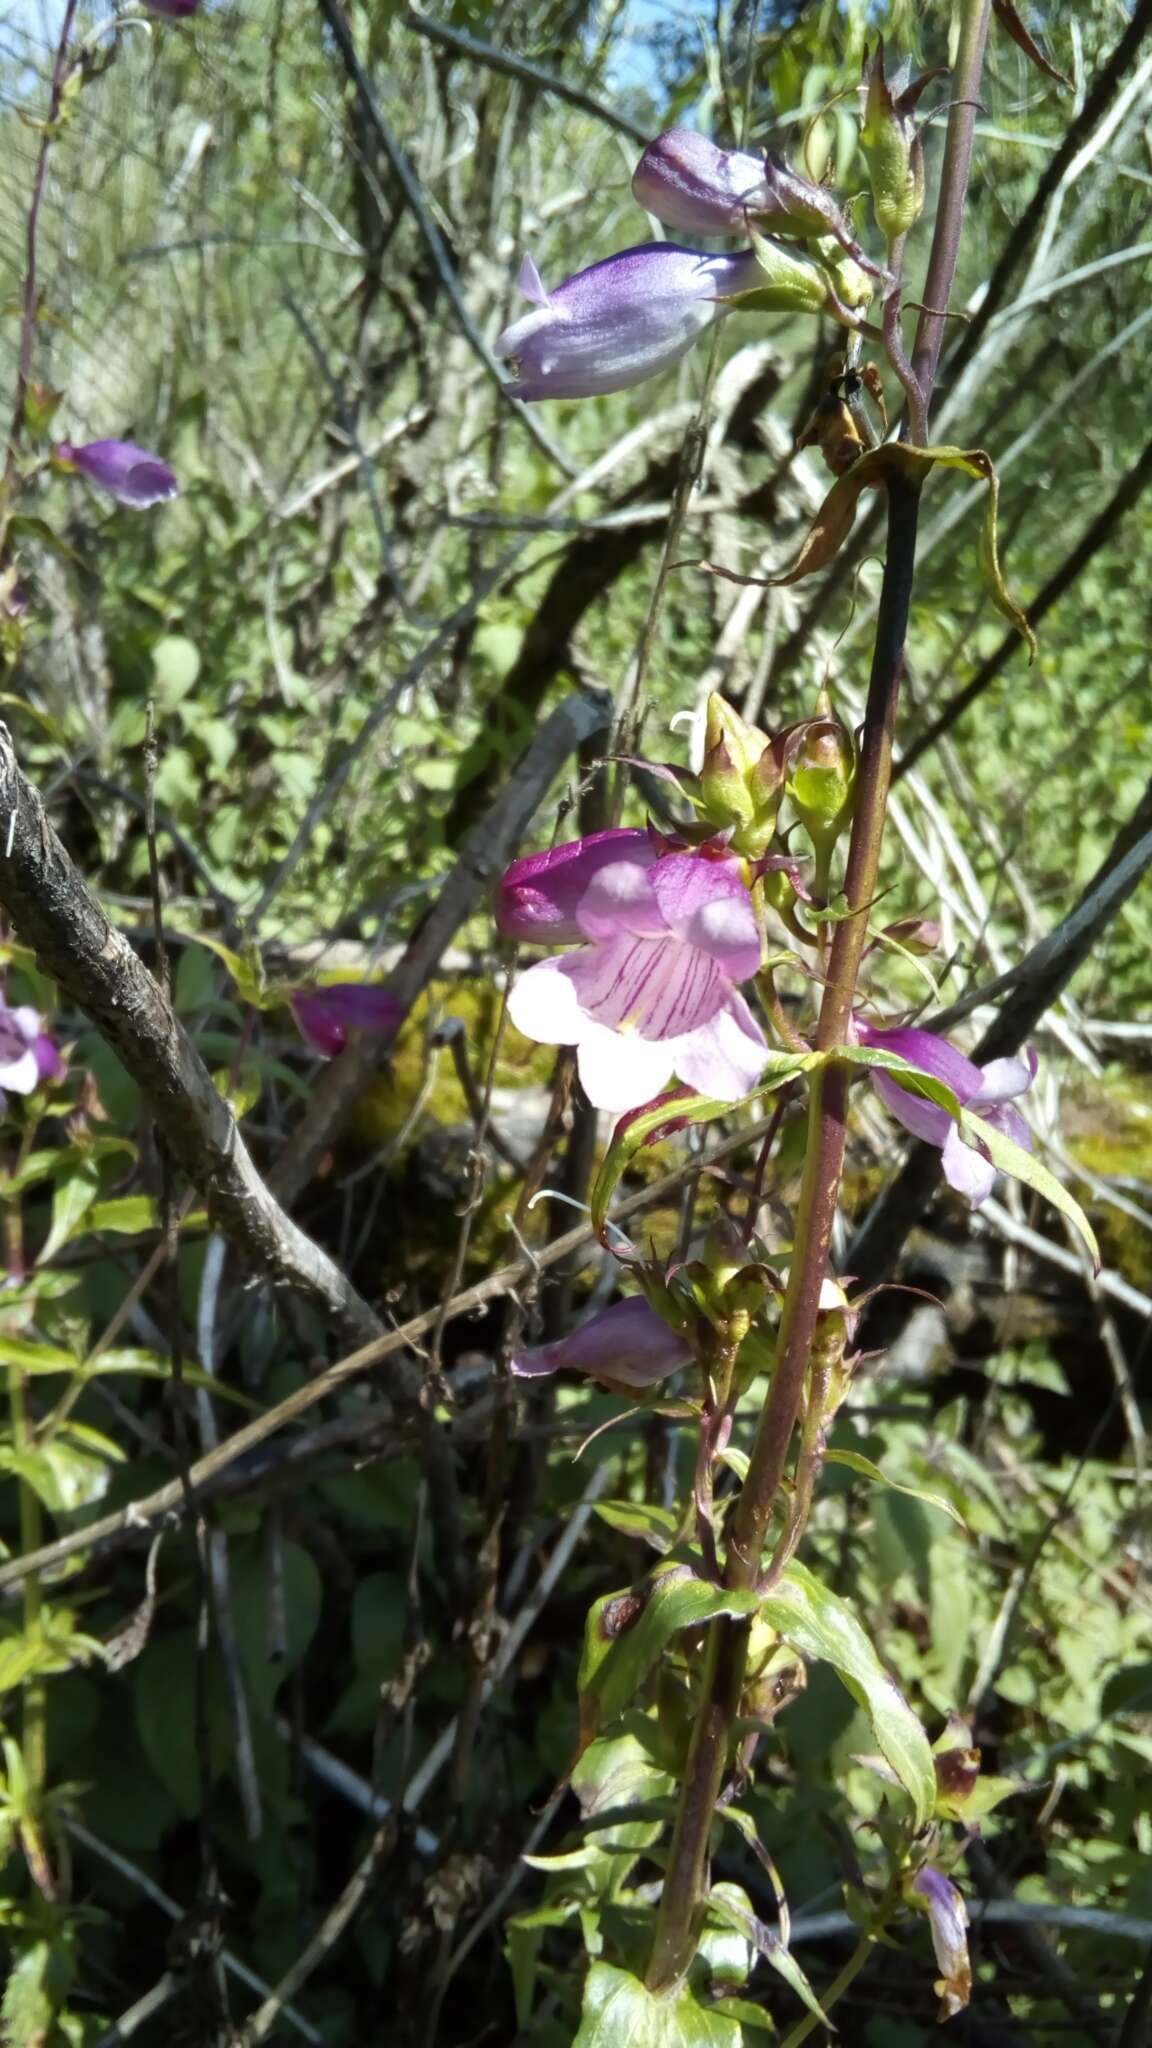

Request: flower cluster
left=496, top=697, right=1039, bottom=1210
left=497, top=122, right=885, bottom=403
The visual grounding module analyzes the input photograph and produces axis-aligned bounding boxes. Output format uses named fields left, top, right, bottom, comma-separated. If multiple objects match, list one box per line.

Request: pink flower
left=291, top=983, right=406, bottom=1058
left=496, top=244, right=762, bottom=401
left=56, top=440, right=178, bottom=508
left=511, top=1295, right=692, bottom=1391
left=857, top=1021, right=1036, bottom=1205
left=0, top=1000, right=65, bottom=1111
left=503, top=841, right=766, bottom=1112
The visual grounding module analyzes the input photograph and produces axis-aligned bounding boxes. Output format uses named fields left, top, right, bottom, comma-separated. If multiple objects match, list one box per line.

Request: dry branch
left=0, top=725, right=385, bottom=1349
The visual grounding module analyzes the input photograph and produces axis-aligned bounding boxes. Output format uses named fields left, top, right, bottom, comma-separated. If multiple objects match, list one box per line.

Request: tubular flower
left=631, top=130, right=773, bottom=236
left=291, top=983, right=406, bottom=1058
left=502, top=841, right=767, bottom=1113
left=857, top=1021, right=1037, bottom=1206
left=496, top=245, right=762, bottom=401
left=0, top=1000, right=65, bottom=1111
left=510, top=1295, right=692, bottom=1392
left=56, top=439, right=178, bottom=508
left=142, top=0, right=199, bottom=14
left=909, top=1867, right=972, bottom=2021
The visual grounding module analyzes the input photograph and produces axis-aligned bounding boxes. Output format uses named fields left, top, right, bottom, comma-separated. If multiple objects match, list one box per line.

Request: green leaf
left=38, top=1163, right=99, bottom=1263
left=593, top=1500, right=682, bottom=1553
left=824, top=1449, right=969, bottom=1530
left=574, top=1963, right=741, bottom=2048
left=760, top=1561, right=935, bottom=1826
left=959, top=1108, right=1100, bottom=1266
left=579, top=1568, right=759, bottom=1738
left=0, top=1335, right=79, bottom=1374
left=707, top=1886, right=827, bottom=2026
left=79, top=1196, right=158, bottom=1238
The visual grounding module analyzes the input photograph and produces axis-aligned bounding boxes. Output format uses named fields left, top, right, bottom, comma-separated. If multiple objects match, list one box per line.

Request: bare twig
left=403, top=8, right=648, bottom=143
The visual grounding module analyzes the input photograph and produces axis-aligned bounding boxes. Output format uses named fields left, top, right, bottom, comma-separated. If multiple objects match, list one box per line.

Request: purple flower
left=56, top=440, right=178, bottom=509
left=497, top=828, right=656, bottom=943
left=857, top=1021, right=1037, bottom=1205
left=496, top=244, right=762, bottom=401
left=511, top=1295, right=692, bottom=1392
left=0, top=1001, right=65, bottom=1112
left=632, top=130, right=771, bottom=236
left=142, top=0, right=199, bottom=13
left=291, top=983, right=406, bottom=1058
left=910, top=1867, right=971, bottom=2021
left=505, top=842, right=766, bottom=1112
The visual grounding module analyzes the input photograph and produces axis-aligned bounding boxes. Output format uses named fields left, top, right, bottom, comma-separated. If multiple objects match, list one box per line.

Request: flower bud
left=787, top=701, right=856, bottom=854
left=860, top=42, right=938, bottom=242
left=699, top=694, right=781, bottom=852
left=509, top=1295, right=693, bottom=1395
left=631, top=129, right=772, bottom=236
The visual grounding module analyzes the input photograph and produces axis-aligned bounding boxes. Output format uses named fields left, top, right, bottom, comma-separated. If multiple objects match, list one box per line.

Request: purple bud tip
left=291, top=983, right=406, bottom=1058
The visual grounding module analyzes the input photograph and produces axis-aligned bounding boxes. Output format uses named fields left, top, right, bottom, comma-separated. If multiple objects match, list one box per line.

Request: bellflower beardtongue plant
left=291, top=983, right=406, bottom=1058
left=0, top=999, right=65, bottom=1111
left=631, top=130, right=773, bottom=236
left=501, top=840, right=766, bottom=1113
left=496, top=245, right=762, bottom=401
left=55, top=440, right=179, bottom=508
left=857, top=1020, right=1037, bottom=1205
left=510, top=1294, right=693, bottom=1393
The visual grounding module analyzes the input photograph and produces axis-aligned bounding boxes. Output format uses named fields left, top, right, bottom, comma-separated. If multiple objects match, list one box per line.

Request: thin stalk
left=5, top=1183, right=50, bottom=1891
left=778, top=1933, right=874, bottom=2048
left=3, top=0, right=79, bottom=500
left=910, top=0, right=994, bottom=416
left=646, top=478, right=922, bottom=1993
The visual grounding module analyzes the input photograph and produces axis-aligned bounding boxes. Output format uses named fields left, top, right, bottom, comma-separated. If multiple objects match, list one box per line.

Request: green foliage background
left=0, top=0, right=1148, bottom=2041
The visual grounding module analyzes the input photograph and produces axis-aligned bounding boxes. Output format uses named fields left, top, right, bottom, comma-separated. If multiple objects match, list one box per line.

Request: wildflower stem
left=3, top=0, right=79, bottom=502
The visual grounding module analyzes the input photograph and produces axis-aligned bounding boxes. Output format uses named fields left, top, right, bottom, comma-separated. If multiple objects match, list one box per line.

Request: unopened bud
left=742, top=228, right=835, bottom=317
left=787, top=704, right=856, bottom=852
left=699, top=693, right=781, bottom=852
left=860, top=41, right=937, bottom=242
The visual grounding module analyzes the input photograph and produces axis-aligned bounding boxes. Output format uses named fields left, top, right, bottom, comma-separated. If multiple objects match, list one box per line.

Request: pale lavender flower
left=291, top=983, right=405, bottom=1058
left=632, top=130, right=771, bottom=236
left=496, top=244, right=762, bottom=401
left=0, top=1000, right=65, bottom=1112
left=857, top=1020, right=1037, bottom=1205
left=56, top=440, right=178, bottom=509
left=504, top=841, right=766, bottom=1112
left=910, top=1867, right=971, bottom=2020
left=511, top=1295, right=692, bottom=1391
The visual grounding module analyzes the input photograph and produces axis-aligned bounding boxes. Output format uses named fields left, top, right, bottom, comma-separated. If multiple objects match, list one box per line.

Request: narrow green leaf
left=593, top=1500, right=682, bottom=1552
left=579, top=1567, right=759, bottom=1735
left=825, top=1449, right=969, bottom=1530
left=760, top=1561, right=936, bottom=1826
left=0, top=1335, right=79, bottom=1374
left=38, top=1164, right=98, bottom=1263
left=959, top=1108, right=1099, bottom=1266
left=82, top=1196, right=158, bottom=1238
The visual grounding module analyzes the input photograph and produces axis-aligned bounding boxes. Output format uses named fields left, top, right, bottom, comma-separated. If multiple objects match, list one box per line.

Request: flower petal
left=0, top=1046, right=40, bottom=1095
left=984, top=1101, right=1032, bottom=1152
left=856, top=1021, right=982, bottom=1103
left=871, top=1068, right=954, bottom=1149
left=497, top=829, right=654, bottom=943
left=291, top=984, right=405, bottom=1057
left=941, top=1123, right=996, bottom=1205
left=574, top=858, right=669, bottom=942
left=510, top=1295, right=692, bottom=1389
left=672, top=989, right=768, bottom=1099
left=567, top=934, right=727, bottom=1037
left=973, top=1050, right=1037, bottom=1107
left=649, top=852, right=761, bottom=979
left=506, top=957, right=585, bottom=1044
left=33, top=1034, right=67, bottom=1083
left=576, top=1020, right=673, bottom=1111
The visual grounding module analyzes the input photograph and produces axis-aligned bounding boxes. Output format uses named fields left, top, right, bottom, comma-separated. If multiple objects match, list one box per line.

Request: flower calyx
left=860, top=41, right=944, bottom=243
